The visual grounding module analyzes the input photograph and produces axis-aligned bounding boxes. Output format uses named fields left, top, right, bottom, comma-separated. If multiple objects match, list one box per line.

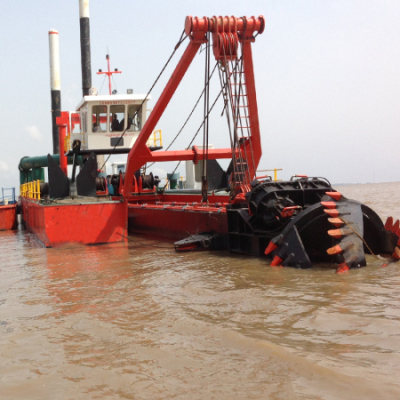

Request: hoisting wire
left=218, top=44, right=247, bottom=192
left=229, top=44, right=253, bottom=187
left=146, top=62, right=218, bottom=169
left=97, top=30, right=188, bottom=173
left=226, top=40, right=252, bottom=188
left=221, top=36, right=255, bottom=190
left=162, top=84, right=226, bottom=191
left=233, top=41, right=257, bottom=184
left=218, top=62, right=235, bottom=189
left=201, top=31, right=211, bottom=204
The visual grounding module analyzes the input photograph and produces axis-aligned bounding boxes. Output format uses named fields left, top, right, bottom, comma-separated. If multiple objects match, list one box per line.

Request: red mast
left=123, top=15, right=264, bottom=198
left=97, top=54, right=122, bottom=95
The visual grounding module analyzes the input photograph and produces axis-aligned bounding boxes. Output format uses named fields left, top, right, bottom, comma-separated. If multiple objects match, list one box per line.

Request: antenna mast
left=97, top=54, right=122, bottom=95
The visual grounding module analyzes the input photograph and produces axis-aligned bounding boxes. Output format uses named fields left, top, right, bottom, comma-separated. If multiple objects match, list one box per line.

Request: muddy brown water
left=1, top=182, right=400, bottom=399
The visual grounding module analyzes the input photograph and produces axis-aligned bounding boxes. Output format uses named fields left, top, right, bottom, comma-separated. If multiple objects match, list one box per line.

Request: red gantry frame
left=123, top=15, right=265, bottom=199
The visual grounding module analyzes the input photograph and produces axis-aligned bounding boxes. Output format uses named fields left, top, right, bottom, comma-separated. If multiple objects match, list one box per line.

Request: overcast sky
left=0, top=0, right=399, bottom=191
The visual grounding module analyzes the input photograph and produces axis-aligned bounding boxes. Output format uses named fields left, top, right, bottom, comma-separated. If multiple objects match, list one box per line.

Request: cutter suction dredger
left=19, top=10, right=399, bottom=270
left=121, top=15, right=400, bottom=272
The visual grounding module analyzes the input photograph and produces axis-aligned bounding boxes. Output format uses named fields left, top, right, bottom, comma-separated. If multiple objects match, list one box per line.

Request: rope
left=339, top=217, right=391, bottom=261
left=98, top=30, right=188, bottom=173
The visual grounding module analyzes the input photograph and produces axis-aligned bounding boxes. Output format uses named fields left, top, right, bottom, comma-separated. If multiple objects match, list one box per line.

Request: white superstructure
left=70, top=93, right=151, bottom=151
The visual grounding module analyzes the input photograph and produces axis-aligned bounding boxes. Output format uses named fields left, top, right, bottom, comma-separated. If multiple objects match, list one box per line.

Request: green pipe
left=18, top=154, right=82, bottom=171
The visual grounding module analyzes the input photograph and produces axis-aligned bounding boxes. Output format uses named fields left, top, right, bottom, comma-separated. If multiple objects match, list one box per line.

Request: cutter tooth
left=270, top=255, right=283, bottom=267
left=327, top=244, right=344, bottom=255
left=392, top=219, right=400, bottom=233
left=328, top=217, right=344, bottom=228
left=324, top=209, right=340, bottom=217
left=336, top=263, right=350, bottom=274
left=328, top=229, right=343, bottom=239
left=392, top=247, right=400, bottom=260
left=327, top=228, right=351, bottom=239
left=321, top=201, right=337, bottom=209
left=265, top=241, right=278, bottom=255
left=326, top=191, right=342, bottom=201
left=327, top=242, right=353, bottom=255
left=336, top=254, right=359, bottom=272
left=384, top=216, right=393, bottom=231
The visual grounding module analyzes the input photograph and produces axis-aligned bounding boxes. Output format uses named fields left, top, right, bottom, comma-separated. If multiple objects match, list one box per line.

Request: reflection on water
left=0, top=183, right=400, bottom=399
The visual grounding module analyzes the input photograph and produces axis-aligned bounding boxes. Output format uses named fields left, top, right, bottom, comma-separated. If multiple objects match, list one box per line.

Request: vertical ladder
left=228, top=63, right=252, bottom=189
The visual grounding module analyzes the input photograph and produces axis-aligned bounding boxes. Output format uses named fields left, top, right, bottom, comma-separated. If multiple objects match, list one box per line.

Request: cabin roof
left=76, top=94, right=151, bottom=111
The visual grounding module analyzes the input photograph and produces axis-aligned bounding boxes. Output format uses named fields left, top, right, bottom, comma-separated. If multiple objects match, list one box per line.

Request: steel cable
left=98, top=30, right=187, bottom=173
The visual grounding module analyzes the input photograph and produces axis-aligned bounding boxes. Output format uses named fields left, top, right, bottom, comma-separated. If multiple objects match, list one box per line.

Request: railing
left=0, top=187, right=16, bottom=205
left=64, top=131, right=71, bottom=153
left=147, top=130, right=162, bottom=148
left=20, top=180, right=41, bottom=201
left=257, top=168, right=283, bottom=182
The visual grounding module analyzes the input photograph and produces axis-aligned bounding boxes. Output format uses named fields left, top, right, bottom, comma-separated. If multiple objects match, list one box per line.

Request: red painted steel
left=185, top=16, right=264, bottom=36
left=128, top=191, right=230, bottom=205
left=124, top=15, right=264, bottom=198
left=97, top=54, right=122, bottom=95
left=128, top=205, right=228, bottom=240
left=0, top=204, right=17, bottom=231
left=21, top=198, right=127, bottom=247
left=124, top=39, right=205, bottom=197
left=240, top=40, right=261, bottom=179
left=56, top=112, right=69, bottom=175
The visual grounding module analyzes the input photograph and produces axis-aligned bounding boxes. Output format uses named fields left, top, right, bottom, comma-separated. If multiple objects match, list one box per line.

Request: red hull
left=0, top=204, right=17, bottom=231
left=21, top=198, right=127, bottom=247
left=128, top=203, right=228, bottom=240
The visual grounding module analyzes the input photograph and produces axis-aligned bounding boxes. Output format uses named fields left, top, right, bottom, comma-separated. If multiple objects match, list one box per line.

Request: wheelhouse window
left=110, top=105, right=125, bottom=132
left=127, top=104, right=142, bottom=132
left=92, top=105, right=107, bottom=132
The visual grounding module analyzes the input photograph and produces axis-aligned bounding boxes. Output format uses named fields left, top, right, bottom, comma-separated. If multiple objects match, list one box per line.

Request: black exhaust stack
left=79, top=0, right=92, bottom=96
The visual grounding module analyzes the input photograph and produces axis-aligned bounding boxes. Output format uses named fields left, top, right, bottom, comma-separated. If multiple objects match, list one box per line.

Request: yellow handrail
left=257, top=168, right=283, bottom=182
left=20, top=180, right=41, bottom=200
left=64, top=131, right=71, bottom=153
left=147, top=129, right=162, bottom=148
